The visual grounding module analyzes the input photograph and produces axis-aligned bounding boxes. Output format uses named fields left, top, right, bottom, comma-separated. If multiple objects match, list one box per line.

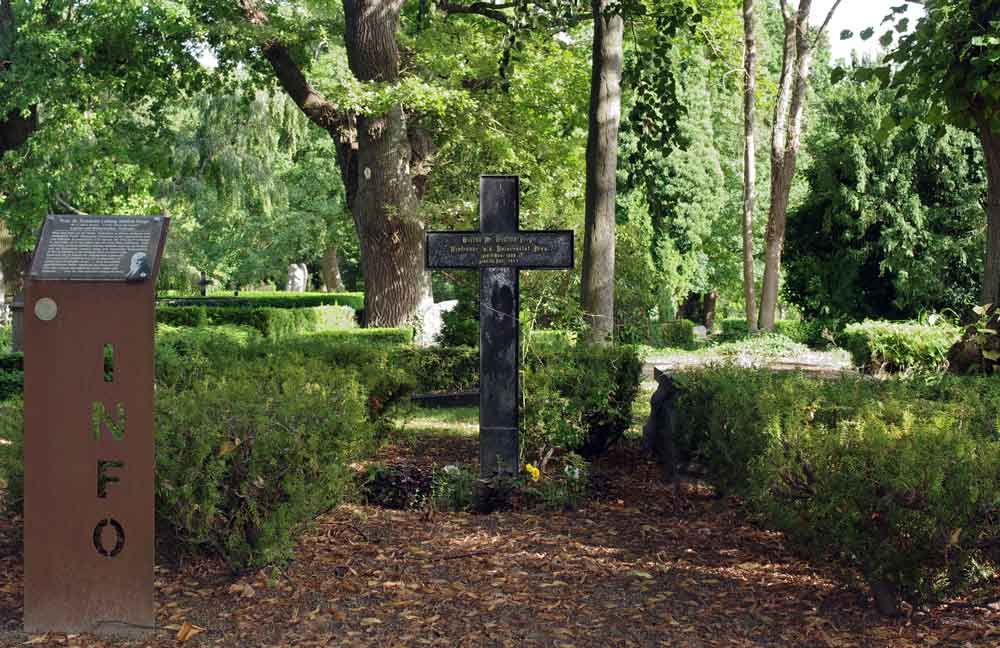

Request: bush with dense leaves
left=660, top=319, right=695, bottom=348
left=840, top=320, right=961, bottom=373
left=671, top=367, right=1000, bottom=611
left=0, top=352, right=22, bottom=402
left=0, top=325, right=10, bottom=352
left=522, top=345, right=642, bottom=461
left=158, top=292, right=364, bottom=311
left=156, top=305, right=350, bottom=340
left=155, top=357, right=373, bottom=567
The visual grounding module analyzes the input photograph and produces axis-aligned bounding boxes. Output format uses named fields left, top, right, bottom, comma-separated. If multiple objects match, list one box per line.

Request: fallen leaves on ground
left=0, top=435, right=997, bottom=647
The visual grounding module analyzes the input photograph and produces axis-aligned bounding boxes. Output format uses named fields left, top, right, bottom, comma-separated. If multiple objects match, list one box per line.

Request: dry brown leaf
left=176, top=621, right=204, bottom=642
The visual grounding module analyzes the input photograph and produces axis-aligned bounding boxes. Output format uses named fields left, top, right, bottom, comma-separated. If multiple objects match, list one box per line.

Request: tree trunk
left=580, top=0, right=623, bottom=345
left=703, top=291, right=718, bottom=331
left=321, top=245, right=345, bottom=292
left=759, top=0, right=817, bottom=331
left=261, top=0, right=432, bottom=328
left=741, top=0, right=758, bottom=333
left=976, top=110, right=1000, bottom=306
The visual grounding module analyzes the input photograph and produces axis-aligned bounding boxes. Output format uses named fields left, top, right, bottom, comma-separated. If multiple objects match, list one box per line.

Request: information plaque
left=23, top=214, right=168, bottom=636
left=29, top=215, right=165, bottom=282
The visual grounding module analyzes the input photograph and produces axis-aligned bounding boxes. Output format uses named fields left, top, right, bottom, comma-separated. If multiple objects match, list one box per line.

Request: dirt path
left=1, top=434, right=998, bottom=647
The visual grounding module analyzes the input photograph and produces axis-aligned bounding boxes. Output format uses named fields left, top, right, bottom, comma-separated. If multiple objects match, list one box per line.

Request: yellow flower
left=525, top=463, right=540, bottom=482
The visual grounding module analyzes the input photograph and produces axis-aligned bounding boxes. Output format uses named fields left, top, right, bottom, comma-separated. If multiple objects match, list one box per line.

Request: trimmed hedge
left=523, top=345, right=642, bottom=461
left=394, top=346, right=479, bottom=393
left=155, top=305, right=356, bottom=340
left=840, top=320, right=961, bottom=373
left=671, top=368, right=1000, bottom=611
left=719, top=318, right=832, bottom=347
left=660, top=319, right=695, bottom=348
left=158, top=291, right=365, bottom=311
left=525, top=329, right=578, bottom=351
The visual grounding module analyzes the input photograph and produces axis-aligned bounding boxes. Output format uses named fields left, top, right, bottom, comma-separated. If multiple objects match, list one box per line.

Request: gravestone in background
left=23, top=215, right=168, bottom=636
left=426, top=176, right=573, bottom=476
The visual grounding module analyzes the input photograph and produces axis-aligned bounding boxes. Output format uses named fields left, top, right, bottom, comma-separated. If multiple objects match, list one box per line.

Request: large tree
left=873, top=0, right=1000, bottom=306
left=756, top=0, right=840, bottom=330
left=235, top=0, right=432, bottom=327
left=580, top=0, right=623, bottom=344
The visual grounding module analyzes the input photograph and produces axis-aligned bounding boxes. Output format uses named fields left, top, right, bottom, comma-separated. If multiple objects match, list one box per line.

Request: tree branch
left=437, top=0, right=511, bottom=24
left=812, top=0, right=843, bottom=50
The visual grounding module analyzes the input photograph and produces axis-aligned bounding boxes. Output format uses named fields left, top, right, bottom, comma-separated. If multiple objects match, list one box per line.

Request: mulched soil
left=2, top=434, right=1000, bottom=647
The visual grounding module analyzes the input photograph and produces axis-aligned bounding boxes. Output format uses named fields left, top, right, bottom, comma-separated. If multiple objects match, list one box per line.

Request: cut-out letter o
left=93, top=518, right=125, bottom=557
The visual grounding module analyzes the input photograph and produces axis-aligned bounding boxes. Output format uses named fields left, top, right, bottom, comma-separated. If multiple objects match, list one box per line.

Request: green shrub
left=157, top=306, right=326, bottom=340
left=719, top=318, right=749, bottom=340
left=394, top=346, right=479, bottom=393
left=673, top=368, right=1000, bottom=608
left=0, top=397, right=23, bottom=504
left=522, top=345, right=642, bottom=461
left=155, top=357, right=374, bottom=568
left=431, top=464, right=476, bottom=511
left=0, top=353, right=24, bottom=401
left=660, top=319, right=695, bottom=348
left=841, top=320, right=961, bottom=373
left=304, top=327, right=414, bottom=346
left=439, top=298, right=478, bottom=347
left=0, top=325, right=11, bottom=352
left=158, top=291, right=365, bottom=311
left=525, top=329, right=578, bottom=351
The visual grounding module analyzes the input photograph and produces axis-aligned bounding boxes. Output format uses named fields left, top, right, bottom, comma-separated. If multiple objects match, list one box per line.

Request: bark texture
left=580, top=0, right=623, bottom=345
left=321, top=245, right=346, bottom=292
left=741, top=0, right=758, bottom=332
left=259, top=0, right=432, bottom=327
left=758, top=0, right=816, bottom=330
left=976, top=110, right=1000, bottom=306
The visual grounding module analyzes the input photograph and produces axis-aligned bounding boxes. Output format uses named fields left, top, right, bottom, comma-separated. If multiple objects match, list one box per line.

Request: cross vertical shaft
left=478, top=176, right=520, bottom=475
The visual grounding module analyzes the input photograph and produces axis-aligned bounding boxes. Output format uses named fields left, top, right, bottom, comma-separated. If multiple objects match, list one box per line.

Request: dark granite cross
left=198, top=271, right=213, bottom=297
left=426, top=175, right=574, bottom=477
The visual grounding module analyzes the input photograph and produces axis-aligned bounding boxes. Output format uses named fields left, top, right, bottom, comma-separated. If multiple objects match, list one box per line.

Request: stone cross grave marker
left=426, top=176, right=573, bottom=476
left=23, top=215, right=168, bottom=636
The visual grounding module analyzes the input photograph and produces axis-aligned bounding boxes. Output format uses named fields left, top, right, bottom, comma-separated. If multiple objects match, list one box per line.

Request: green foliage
left=521, top=453, right=589, bottom=511
left=719, top=318, right=749, bottom=340
left=160, top=293, right=365, bottom=311
left=394, top=346, right=479, bottom=393
left=431, top=464, right=476, bottom=512
left=155, top=358, right=373, bottom=568
left=785, top=77, right=986, bottom=321
left=0, top=325, right=10, bottom=352
left=0, top=398, right=22, bottom=503
left=525, top=329, right=578, bottom=351
left=673, top=368, right=1000, bottom=603
left=841, top=320, right=962, bottom=374
left=156, top=306, right=334, bottom=340
left=660, top=319, right=695, bottom=349
left=873, top=0, right=1000, bottom=135
left=0, top=352, right=23, bottom=402
left=522, top=345, right=642, bottom=461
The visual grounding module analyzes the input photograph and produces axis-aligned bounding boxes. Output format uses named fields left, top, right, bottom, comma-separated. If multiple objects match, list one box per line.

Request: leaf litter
left=0, top=434, right=997, bottom=647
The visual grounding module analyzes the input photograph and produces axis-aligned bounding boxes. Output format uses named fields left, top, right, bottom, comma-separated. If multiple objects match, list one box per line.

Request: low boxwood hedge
left=156, top=305, right=356, bottom=340
left=670, top=367, right=1000, bottom=612
left=660, top=319, right=695, bottom=348
left=158, top=291, right=364, bottom=311
left=840, top=320, right=961, bottom=373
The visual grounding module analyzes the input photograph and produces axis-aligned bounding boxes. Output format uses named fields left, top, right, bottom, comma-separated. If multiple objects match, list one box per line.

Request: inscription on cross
left=426, top=176, right=573, bottom=477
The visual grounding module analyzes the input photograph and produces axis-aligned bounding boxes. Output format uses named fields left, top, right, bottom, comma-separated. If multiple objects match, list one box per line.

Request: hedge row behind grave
left=670, top=367, right=1000, bottom=612
left=840, top=320, right=962, bottom=373
left=155, top=305, right=357, bottom=339
left=158, top=291, right=364, bottom=311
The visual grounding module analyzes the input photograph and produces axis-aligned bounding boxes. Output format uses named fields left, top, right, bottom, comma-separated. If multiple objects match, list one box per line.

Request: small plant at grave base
left=520, top=453, right=590, bottom=511
left=430, top=464, right=475, bottom=512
